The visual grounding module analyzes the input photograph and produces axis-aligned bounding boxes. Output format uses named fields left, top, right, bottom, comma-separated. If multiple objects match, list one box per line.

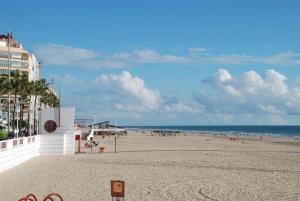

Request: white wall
left=64, top=133, right=75, bottom=155
left=38, top=107, right=76, bottom=155
left=0, top=107, right=78, bottom=173
left=39, top=131, right=76, bottom=155
left=39, top=134, right=64, bottom=155
left=0, top=136, right=40, bottom=173
left=39, top=108, right=75, bottom=134
left=0, top=41, right=6, bottom=47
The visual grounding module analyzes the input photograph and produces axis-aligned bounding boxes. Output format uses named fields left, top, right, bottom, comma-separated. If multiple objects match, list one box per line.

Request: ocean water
left=126, top=126, right=300, bottom=137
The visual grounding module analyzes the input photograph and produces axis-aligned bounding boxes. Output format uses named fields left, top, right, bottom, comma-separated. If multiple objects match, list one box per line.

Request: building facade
left=0, top=33, right=39, bottom=81
left=0, top=33, right=40, bottom=134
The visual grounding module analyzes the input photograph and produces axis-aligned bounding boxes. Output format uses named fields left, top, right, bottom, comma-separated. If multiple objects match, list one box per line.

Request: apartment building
left=0, top=33, right=40, bottom=133
left=0, top=33, right=39, bottom=80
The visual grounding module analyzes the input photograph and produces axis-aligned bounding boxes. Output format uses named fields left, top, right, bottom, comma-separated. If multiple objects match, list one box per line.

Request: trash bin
left=99, top=147, right=105, bottom=153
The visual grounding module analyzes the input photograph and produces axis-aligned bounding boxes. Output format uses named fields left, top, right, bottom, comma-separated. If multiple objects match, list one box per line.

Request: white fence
left=0, top=129, right=79, bottom=173
left=0, top=136, right=40, bottom=173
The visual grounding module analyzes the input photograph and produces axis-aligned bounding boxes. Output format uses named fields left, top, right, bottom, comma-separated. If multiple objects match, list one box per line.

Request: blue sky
left=1, top=0, right=300, bottom=125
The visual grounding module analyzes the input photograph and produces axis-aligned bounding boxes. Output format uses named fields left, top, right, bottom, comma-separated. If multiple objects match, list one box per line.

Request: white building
left=0, top=33, right=40, bottom=133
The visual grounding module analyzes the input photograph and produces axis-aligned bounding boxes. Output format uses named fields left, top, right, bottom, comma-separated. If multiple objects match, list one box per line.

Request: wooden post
left=115, top=135, right=116, bottom=153
left=78, top=137, right=80, bottom=153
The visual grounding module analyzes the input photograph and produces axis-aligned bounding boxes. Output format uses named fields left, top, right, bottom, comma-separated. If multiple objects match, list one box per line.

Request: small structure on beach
left=93, top=121, right=127, bottom=136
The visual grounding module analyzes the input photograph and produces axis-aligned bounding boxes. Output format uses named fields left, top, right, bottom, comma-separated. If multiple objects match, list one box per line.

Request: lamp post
left=7, top=32, right=11, bottom=135
left=114, top=119, right=118, bottom=153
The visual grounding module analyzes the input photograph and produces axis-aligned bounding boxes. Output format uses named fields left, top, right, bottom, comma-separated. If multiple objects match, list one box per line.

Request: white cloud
left=188, top=47, right=208, bottom=52
left=164, top=103, right=202, bottom=113
left=203, top=69, right=241, bottom=98
left=216, top=69, right=232, bottom=82
left=114, top=49, right=194, bottom=63
left=97, top=71, right=162, bottom=110
left=262, top=51, right=300, bottom=65
left=95, top=71, right=203, bottom=113
left=258, top=105, right=284, bottom=115
left=198, top=69, right=300, bottom=115
left=33, top=43, right=97, bottom=65
left=192, top=51, right=300, bottom=66
left=113, top=103, right=147, bottom=112
left=33, top=43, right=126, bottom=68
left=48, top=74, right=83, bottom=84
left=34, top=43, right=300, bottom=68
left=241, top=71, right=264, bottom=94
left=265, top=69, right=288, bottom=96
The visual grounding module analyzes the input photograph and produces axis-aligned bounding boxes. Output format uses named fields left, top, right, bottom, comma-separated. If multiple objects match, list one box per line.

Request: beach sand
left=0, top=131, right=299, bottom=201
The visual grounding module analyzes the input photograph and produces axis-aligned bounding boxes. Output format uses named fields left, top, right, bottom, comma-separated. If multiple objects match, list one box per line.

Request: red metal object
left=43, top=193, right=64, bottom=201
left=19, top=194, right=37, bottom=201
left=75, top=135, right=80, bottom=140
left=75, top=135, right=81, bottom=153
left=19, top=193, right=63, bottom=201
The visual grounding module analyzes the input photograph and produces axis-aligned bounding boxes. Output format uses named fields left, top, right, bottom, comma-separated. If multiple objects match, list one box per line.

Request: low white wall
left=39, top=134, right=64, bottom=155
left=0, top=107, right=79, bottom=173
left=0, top=136, right=40, bottom=173
left=0, top=129, right=78, bottom=173
left=40, top=128, right=78, bottom=155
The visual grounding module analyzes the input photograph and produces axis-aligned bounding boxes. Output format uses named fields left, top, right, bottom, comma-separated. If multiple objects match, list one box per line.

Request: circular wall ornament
left=44, top=120, right=57, bottom=133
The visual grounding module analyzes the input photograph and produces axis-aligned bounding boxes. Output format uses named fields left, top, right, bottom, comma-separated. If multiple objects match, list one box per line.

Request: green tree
left=32, top=79, right=48, bottom=134
left=8, top=71, right=29, bottom=135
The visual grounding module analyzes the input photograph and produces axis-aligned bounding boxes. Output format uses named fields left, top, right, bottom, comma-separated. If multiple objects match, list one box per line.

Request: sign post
left=90, top=136, right=93, bottom=152
left=75, top=134, right=80, bottom=153
left=111, top=180, right=125, bottom=201
left=114, top=134, right=117, bottom=153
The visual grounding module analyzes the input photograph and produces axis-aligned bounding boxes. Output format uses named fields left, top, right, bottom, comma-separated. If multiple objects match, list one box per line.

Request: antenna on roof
left=7, top=28, right=13, bottom=40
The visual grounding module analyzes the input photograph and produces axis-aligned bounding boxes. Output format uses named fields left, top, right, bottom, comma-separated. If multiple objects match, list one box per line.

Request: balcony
left=0, top=51, right=29, bottom=61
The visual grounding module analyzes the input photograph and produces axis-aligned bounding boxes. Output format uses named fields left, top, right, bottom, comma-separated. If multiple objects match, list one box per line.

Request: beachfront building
left=0, top=33, right=40, bottom=134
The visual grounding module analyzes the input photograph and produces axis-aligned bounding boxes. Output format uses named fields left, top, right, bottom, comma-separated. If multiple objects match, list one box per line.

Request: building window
left=0, top=60, right=28, bottom=69
left=0, top=51, right=28, bottom=60
left=0, top=51, right=9, bottom=59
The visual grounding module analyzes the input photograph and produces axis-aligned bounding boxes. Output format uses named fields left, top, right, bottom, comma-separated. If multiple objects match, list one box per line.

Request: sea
left=126, top=126, right=300, bottom=138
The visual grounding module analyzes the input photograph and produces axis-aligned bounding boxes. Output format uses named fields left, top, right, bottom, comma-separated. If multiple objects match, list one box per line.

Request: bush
left=0, top=131, right=8, bottom=140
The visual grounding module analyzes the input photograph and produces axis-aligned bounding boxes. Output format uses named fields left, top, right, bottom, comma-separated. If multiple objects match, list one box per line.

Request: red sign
left=75, top=135, right=80, bottom=141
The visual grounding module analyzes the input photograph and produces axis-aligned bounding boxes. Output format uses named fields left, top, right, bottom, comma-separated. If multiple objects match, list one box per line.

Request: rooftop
left=0, top=33, right=22, bottom=48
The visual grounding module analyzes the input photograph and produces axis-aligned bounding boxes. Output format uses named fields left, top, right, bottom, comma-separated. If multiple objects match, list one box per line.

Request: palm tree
left=41, top=90, right=60, bottom=108
left=1, top=72, right=58, bottom=136
left=32, top=79, right=48, bottom=134
left=26, top=81, right=35, bottom=136
left=8, top=71, right=29, bottom=136
left=19, top=74, right=31, bottom=136
left=0, top=77, right=7, bottom=95
left=0, top=77, right=9, bottom=123
left=0, top=76, right=8, bottom=104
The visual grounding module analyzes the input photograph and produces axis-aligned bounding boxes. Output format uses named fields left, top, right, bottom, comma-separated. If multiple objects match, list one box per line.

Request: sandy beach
left=0, top=131, right=299, bottom=201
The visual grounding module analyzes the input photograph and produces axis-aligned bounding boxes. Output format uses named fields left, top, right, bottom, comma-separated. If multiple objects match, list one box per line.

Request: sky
left=1, top=0, right=300, bottom=125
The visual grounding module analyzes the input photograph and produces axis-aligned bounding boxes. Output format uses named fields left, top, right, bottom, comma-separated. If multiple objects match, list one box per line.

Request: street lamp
left=7, top=31, right=11, bottom=135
